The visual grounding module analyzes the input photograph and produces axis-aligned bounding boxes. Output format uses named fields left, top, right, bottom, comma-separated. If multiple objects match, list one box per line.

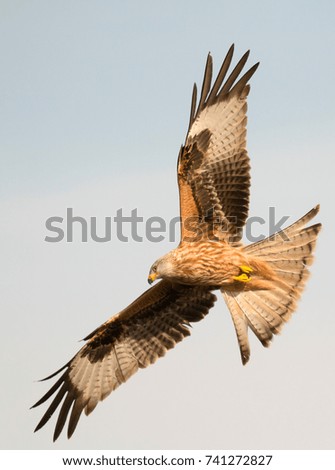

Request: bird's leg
left=233, top=265, right=253, bottom=282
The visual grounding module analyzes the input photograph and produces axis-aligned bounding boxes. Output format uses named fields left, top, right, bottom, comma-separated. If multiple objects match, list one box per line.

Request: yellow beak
left=148, top=272, right=157, bottom=285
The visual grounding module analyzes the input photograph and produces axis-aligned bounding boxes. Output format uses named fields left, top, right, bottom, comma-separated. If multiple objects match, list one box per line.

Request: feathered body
left=32, top=45, right=321, bottom=441
left=154, top=240, right=267, bottom=287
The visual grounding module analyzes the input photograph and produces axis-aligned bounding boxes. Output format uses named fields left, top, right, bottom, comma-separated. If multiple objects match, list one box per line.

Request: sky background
left=1, top=0, right=334, bottom=450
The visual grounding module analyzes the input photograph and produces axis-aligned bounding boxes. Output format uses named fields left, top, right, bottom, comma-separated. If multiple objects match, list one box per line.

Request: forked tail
left=222, top=205, right=321, bottom=365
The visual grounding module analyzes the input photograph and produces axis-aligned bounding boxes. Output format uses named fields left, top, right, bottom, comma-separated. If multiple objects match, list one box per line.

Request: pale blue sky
left=1, top=0, right=334, bottom=450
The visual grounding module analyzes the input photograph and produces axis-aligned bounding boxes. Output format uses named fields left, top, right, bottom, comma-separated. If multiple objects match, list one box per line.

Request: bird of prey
left=32, top=45, right=321, bottom=441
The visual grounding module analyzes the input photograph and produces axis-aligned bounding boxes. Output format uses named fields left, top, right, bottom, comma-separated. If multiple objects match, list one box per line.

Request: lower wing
left=32, top=281, right=216, bottom=441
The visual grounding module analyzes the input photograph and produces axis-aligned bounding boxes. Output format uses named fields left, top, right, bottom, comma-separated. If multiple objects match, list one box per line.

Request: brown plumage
left=32, top=45, right=321, bottom=440
left=33, top=282, right=216, bottom=441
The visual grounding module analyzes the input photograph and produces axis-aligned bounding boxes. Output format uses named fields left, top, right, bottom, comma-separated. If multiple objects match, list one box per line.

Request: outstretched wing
left=32, top=281, right=216, bottom=441
left=178, top=45, right=259, bottom=243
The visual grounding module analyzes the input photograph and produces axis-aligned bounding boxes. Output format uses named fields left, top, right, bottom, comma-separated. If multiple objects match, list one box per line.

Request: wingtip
left=30, top=396, right=45, bottom=409
left=205, top=53, right=213, bottom=69
left=33, top=419, right=44, bottom=434
left=53, top=424, right=63, bottom=442
left=241, top=49, right=251, bottom=62
left=247, top=61, right=260, bottom=76
left=37, top=363, right=69, bottom=382
left=67, top=426, right=76, bottom=440
left=254, top=61, right=260, bottom=71
left=226, top=44, right=235, bottom=62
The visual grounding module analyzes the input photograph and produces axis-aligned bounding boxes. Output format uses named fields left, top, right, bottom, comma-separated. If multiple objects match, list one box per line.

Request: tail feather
left=246, top=226, right=319, bottom=261
left=245, top=205, right=320, bottom=255
left=223, top=292, right=250, bottom=364
left=222, top=205, right=321, bottom=365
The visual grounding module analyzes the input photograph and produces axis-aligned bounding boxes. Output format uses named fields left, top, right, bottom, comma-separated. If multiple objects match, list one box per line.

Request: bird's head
left=148, top=254, right=175, bottom=285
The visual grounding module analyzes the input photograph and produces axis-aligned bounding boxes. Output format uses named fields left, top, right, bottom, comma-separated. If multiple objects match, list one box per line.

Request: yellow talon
left=233, top=273, right=251, bottom=282
left=240, top=265, right=253, bottom=274
left=233, top=265, right=253, bottom=282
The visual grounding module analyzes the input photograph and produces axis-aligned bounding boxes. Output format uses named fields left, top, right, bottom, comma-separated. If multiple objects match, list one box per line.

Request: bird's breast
left=169, top=242, right=245, bottom=286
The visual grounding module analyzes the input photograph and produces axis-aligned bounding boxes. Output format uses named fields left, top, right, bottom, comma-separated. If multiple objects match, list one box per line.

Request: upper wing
left=178, top=45, right=259, bottom=243
left=32, top=281, right=216, bottom=441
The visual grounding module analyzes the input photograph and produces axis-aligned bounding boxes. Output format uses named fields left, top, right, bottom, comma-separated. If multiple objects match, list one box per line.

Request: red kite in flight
left=33, top=45, right=321, bottom=441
